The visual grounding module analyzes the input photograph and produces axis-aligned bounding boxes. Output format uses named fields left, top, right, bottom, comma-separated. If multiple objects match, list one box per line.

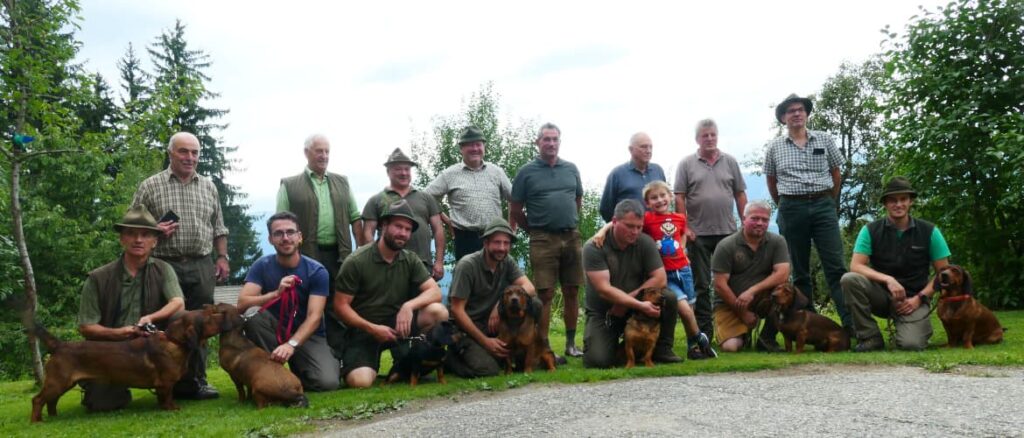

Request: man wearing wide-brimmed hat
left=362, top=148, right=445, bottom=280
left=841, top=177, right=951, bottom=352
left=763, top=94, right=852, bottom=350
left=76, top=205, right=185, bottom=411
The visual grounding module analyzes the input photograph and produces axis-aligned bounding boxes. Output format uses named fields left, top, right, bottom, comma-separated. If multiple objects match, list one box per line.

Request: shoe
left=687, top=344, right=707, bottom=360
left=696, top=333, right=718, bottom=359
left=854, top=336, right=885, bottom=353
left=652, top=348, right=683, bottom=363
left=564, top=345, right=583, bottom=358
left=554, top=354, right=568, bottom=365
left=755, top=337, right=783, bottom=353
left=175, top=384, right=220, bottom=400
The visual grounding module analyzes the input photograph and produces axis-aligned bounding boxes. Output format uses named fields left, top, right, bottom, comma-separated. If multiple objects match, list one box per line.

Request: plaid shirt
left=132, top=168, right=229, bottom=258
left=424, top=161, right=512, bottom=232
left=763, top=130, right=844, bottom=195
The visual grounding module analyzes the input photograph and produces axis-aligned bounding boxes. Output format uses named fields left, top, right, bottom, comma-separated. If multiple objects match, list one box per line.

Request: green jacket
left=281, top=172, right=355, bottom=262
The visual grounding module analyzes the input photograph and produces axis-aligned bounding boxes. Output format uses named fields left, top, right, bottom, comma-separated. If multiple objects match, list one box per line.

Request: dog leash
left=259, top=277, right=302, bottom=346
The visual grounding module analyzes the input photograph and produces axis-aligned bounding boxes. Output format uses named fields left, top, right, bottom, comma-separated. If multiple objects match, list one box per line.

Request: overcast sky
left=76, top=0, right=942, bottom=221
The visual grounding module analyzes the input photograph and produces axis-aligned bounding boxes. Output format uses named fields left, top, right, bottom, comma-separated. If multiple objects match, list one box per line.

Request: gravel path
left=324, top=365, right=1024, bottom=437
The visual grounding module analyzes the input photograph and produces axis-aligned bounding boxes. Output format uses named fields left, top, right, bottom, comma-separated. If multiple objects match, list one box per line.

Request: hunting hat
left=113, top=205, right=162, bottom=233
left=380, top=200, right=419, bottom=232
left=457, top=126, right=486, bottom=145
left=481, top=218, right=516, bottom=243
left=775, top=93, right=813, bottom=124
left=879, top=176, right=917, bottom=203
left=383, top=147, right=418, bottom=167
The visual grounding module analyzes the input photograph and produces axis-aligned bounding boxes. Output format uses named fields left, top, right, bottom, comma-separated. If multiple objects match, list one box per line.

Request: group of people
left=76, top=92, right=952, bottom=409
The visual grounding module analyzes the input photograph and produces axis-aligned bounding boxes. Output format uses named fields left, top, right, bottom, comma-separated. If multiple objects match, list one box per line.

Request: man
left=77, top=205, right=185, bottom=411
left=582, top=199, right=679, bottom=368
left=599, top=132, right=667, bottom=223
left=237, top=211, right=340, bottom=391
left=675, top=119, right=748, bottom=338
left=842, top=177, right=950, bottom=352
left=446, top=219, right=538, bottom=377
left=333, top=200, right=449, bottom=388
left=424, top=126, right=513, bottom=261
left=510, top=122, right=589, bottom=359
left=764, top=94, right=852, bottom=343
left=362, top=148, right=445, bottom=280
left=132, top=131, right=227, bottom=399
left=711, top=201, right=791, bottom=352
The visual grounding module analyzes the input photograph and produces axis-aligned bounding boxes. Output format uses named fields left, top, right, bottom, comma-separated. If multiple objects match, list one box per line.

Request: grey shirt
left=583, top=233, right=664, bottom=315
left=710, top=230, right=790, bottom=306
left=448, top=250, right=525, bottom=329
left=511, top=157, right=584, bottom=231
left=362, top=188, right=440, bottom=264
left=674, top=152, right=746, bottom=236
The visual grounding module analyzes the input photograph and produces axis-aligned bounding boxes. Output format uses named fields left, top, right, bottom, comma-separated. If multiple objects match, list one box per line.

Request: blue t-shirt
left=244, top=254, right=329, bottom=337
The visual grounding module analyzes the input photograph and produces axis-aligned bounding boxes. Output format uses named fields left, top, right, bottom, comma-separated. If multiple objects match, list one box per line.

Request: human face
left=484, top=233, right=512, bottom=264
left=268, top=219, right=302, bottom=257
left=612, top=212, right=644, bottom=247
left=459, top=140, right=485, bottom=165
left=696, top=126, right=718, bottom=154
left=119, top=228, right=159, bottom=259
left=783, top=103, right=807, bottom=129
left=536, top=128, right=561, bottom=162
left=381, top=217, right=414, bottom=251
left=304, top=139, right=330, bottom=175
left=629, top=134, right=652, bottom=166
left=644, top=188, right=673, bottom=214
left=742, top=207, right=771, bottom=239
left=168, top=135, right=200, bottom=178
left=387, top=163, right=413, bottom=189
left=883, top=194, right=913, bottom=221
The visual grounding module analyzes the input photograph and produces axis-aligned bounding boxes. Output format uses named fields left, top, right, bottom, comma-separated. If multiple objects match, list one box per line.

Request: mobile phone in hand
left=159, top=210, right=180, bottom=223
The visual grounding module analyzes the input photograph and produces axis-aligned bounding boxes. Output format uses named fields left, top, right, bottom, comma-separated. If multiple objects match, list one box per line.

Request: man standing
left=510, top=123, right=587, bottom=358
left=237, top=211, right=340, bottom=391
left=764, top=94, right=852, bottom=340
left=675, top=119, right=748, bottom=337
left=424, top=126, right=513, bottom=261
left=132, top=131, right=227, bottom=399
left=333, top=200, right=449, bottom=388
left=842, top=177, right=950, bottom=352
left=362, top=148, right=445, bottom=280
left=599, top=132, right=666, bottom=223
left=711, top=201, right=791, bottom=352
left=446, top=219, right=538, bottom=377
left=77, top=205, right=185, bottom=411
left=582, top=199, right=679, bottom=368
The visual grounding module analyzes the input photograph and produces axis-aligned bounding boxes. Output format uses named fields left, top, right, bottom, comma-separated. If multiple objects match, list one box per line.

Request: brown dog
left=497, top=285, right=556, bottom=374
left=214, top=303, right=308, bottom=409
left=770, top=283, right=850, bottom=353
left=935, top=265, right=1004, bottom=349
left=624, top=288, right=663, bottom=368
left=30, top=307, right=226, bottom=422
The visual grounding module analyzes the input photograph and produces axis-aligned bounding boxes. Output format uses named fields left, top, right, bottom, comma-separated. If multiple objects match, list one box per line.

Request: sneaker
left=564, top=345, right=583, bottom=358
left=696, top=333, right=718, bottom=359
left=687, top=344, right=707, bottom=360
left=755, top=337, right=783, bottom=353
left=854, top=336, right=885, bottom=352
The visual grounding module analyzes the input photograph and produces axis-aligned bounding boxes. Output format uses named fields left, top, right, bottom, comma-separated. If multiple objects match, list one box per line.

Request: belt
left=533, top=227, right=576, bottom=234
left=317, top=244, right=338, bottom=251
left=781, top=190, right=832, bottom=200
left=157, top=254, right=208, bottom=263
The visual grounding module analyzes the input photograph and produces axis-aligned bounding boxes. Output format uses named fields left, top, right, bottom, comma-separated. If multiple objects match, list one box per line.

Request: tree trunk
left=10, top=156, right=46, bottom=383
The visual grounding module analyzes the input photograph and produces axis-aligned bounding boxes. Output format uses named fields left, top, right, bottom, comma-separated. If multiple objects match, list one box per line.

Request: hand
left=635, top=300, right=660, bottom=318
left=885, top=277, right=906, bottom=301
left=894, top=295, right=922, bottom=316
left=369, top=323, right=398, bottom=344
left=432, top=261, right=445, bottom=281
left=215, top=257, right=230, bottom=282
left=136, top=315, right=153, bottom=327
left=395, top=304, right=414, bottom=338
left=277, top=275, right=298, bottom=292
left=120, top=325, right=142, bottom=340
left=270, top=343, right=295, bottom=363
left=685, top=227, right=696, bottom=242
left=157, top=220, right=179, bottom=238
left=740, top=310, right=758, bottom=328
left=735, top=290, right=755, bottom=312
left=487, top=305, right=501, bottom=334
left=482, top=337, right=509, bottom=358
left=592, top=231, right=607, bottom=248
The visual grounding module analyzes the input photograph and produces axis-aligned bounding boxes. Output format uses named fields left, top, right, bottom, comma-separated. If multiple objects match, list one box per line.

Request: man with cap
left=446, top=218, right=539, bottom=377
left=362, top=148, right=445, bottom=280
left=841, top=177, right=950, bottom=351
left=424, top=126, right=513, bottom=261
left=763, top=94, right=852, bottom=349
left=76, top=205, right=185, bottom=411
left=599, top=132, right=667, bottom=223
left=333, top=200, right=449, bottom=388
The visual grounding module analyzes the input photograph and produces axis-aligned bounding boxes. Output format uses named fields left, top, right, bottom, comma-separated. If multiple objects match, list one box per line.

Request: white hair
left=744, top=200, right=773, bottom=216
left=304, top=133, right=330, bottom=151
left=167, top=132, right=199, bottom=152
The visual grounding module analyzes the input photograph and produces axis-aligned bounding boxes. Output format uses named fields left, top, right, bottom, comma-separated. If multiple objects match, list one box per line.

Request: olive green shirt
left=336, top=243, right=431, bottom=325
left=362, top=188, right=441, bottom=264
left=78, top=257, right=184, bottom=326
left=276, top=167, right=361, bottom=245
left=710, top=230, right=790, bottom=306
left=583, top=233, right=664, bottom=315
left=449, top=250, right=524, bottom=327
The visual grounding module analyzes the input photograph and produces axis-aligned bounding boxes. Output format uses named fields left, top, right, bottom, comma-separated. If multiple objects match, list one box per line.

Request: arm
left=270, top=295, right=326, bottom=363
left=675, top=193, right=696, bottom=241
left=576, top=196, right=582, bottom=214
left=734, top=191, right=748, bottom=221
left=214, top=235, right=229, bottom=282
left=599, top=173, right=615, bottom=223
left=767, top=174, right=779, bottom=205
left=850, top=253, right=906, bottom=300
left=429, top=214, right=446, bottom=279
left=334, top=291, right=397, bottom=344
left=351, top=219, right=366, bottom=246
left=361, top=219, right=377, bottom=245
left=79, top=323, right=143, bottom=341
left=395, top=278, right=442, bottom=337
left=138, top=297, right=184, bottom=327
left=829, top=167, right=841, bottom=199
left=275, top=184, right=290, bottom=212
left=509, top=201, right=527, bottom=232
left=236, top=280, right=280, bottom=310
left=586, top=267, right=667, bottom=318
left=591, top=222, right=612, bottom=248
left=738, top=262, right=791, bottom=304
left=452, top=297, right=507, bottom=357
left=439, top=212, right=454, bottom=238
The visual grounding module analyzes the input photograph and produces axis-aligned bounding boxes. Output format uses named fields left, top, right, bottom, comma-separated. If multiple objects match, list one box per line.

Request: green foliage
left=882, top=0, right=1024, bottom=308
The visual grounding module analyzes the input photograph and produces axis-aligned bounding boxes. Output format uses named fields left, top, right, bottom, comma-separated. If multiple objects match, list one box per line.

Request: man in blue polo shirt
left=599, top=132, right=667, bottom=223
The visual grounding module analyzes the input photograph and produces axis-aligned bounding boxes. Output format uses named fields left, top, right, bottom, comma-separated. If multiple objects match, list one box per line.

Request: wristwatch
left=287, top=339, right=300, bottom=348
left=217, top=253, right=229, bottom=261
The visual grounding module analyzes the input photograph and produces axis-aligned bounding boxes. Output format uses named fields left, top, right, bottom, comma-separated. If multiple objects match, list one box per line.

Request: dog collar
left=940, top=295, right=971, bottom=303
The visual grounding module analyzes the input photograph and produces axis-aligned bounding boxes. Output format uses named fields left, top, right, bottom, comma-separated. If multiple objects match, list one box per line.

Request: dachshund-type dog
left=498, top=285, right=556, bottom=374
left=213, top=303, right=308, bottom=408
left=935, top=265, right=1004, bottom=349
left=770, top=283, right=849, bottom=353
left=624, top=288, right=663, bottom=368
left=386, top=320, right=460, bottom=387
left=30, top=306, right=227, bottom=422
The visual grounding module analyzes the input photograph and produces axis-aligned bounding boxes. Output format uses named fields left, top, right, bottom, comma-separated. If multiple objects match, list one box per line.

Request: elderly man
left=510, top=122, right=588, bottom=359
left=842, top=177, right=950, bottom=352
left=675, top=119, right=748, bottom=337
left=711, top=201, right=791, bottom=352
left=76, top=205, right=185, bottom=411
left=425, top=126, right=513, bottom=261
left=132, top=131, right=227, bottom=399
left=333, top=200, right=449, bottom=388
left=362, top=148, right=445, bottom=280
left=599, top=132, right=667, bottom=223
left=237, top=211, right=340, bottom=391
left=446, top=219, right=539, bottom=377
left=582, top=199, right=679, bottom=368
left=764, top=94, right=852, bottom=346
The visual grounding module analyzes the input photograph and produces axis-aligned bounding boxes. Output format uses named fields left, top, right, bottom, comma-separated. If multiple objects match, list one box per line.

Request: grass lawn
left=3, top=310, right=1022, bottom=437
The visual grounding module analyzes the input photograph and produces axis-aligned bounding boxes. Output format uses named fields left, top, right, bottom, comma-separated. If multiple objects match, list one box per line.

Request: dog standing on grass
left=770, top=283, right=849, bottom=353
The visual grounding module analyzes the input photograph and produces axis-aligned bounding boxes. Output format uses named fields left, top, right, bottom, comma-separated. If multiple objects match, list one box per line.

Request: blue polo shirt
left=599, top=161, right=667, bottom=222
left=244, top=254, right=329, bottom=337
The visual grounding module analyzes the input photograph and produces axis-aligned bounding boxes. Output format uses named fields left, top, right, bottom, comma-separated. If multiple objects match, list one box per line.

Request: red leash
left=260, top=277, right=302, bottom=345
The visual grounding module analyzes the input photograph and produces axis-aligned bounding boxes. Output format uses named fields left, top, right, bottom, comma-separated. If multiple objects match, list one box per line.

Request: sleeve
left=423, top=170, right=447, bottom=199
left=853, top=226, right=872, bottom=255
left=408, top=255, right=432, bottom=291
left=599, top=171, right=616, bottom=223
left=210, top=182, right=229, bottom=237
left=574, top=165, right=584, bottom=198
left=639, top=235, right=665, bottom=273
left=582, top=242, right=609, bottom=273
left=425, top=192, right=441, bottom=216
left=346, top=185, right=361, bottom=222
left=77, top=277, right=102, bottom=326
left=448, top=258, right=475, bottom=300
left=243, top=257, right=264, bottom=288
left=276, top=183, right=290, bottom=212
left=930, top=227, right=952, bottom=261
left=498, top=168, right=513, bottom=201
left=728, top=156, right=747, bottom=192
left=763, top=144, right=776, bottom=176
left=308, top=262, right=330, bottom=298
left=160, top=264, right=184, bottom=301
left=335, top=258, right=361, bottom=296
left=825, top=135, right=845, bottom=168
left=510, top=168, right=527, bottom=203
left=132, top=180, right=158, bottom=219
left=711, top=239, right=733, bottom=274
left=506, top=258, right=525, bottom=283
left=361, top=193, right=381, bottom=221
left=673, top=160, right=687, bottom=193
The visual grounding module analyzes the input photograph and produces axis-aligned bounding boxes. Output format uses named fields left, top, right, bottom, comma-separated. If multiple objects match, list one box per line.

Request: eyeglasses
left=271, top=229, right=300, bottom=239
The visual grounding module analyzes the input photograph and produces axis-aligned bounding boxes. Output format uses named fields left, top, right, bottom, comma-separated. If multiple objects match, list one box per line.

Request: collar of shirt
left=533, top=157, right=564, bottom=167
left=163, top=167, right=198, bottom=184
left=785, top=130, right=820, bottom=147
left=628, top=160, right=652, bottom=174
left=460, top=161, right=488, bottom=171
left=370, top=242, right=409, bottom=265
left=304, top=167, right=329, bottom=183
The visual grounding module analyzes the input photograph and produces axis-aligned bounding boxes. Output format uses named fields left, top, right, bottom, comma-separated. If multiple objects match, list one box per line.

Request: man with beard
left=237, top=211, right=339, bottom=391
left=599, top=132, right=666, bottom=223
left=446, top=219, right=538, bottom=377
left=333, top=200, right=449, bottom=388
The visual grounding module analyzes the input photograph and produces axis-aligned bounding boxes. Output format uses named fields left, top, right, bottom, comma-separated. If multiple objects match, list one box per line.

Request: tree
left=883, top=0, right=1024, bottom=307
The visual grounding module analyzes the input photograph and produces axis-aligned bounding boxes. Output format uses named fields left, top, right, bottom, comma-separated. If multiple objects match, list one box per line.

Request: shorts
left=666, top=266, right=696, bottom=304
left=714, top=304, right=753, bottom=345
left=528, top=229, right=584, bottom=290
left=340, top=311, right=420, bottom=376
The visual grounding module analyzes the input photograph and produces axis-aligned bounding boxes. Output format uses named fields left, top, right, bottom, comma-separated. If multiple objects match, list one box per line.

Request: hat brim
left=482, top=229, right=517, bottom=243
left=879, top=190, right=917, bottom=203
left=458, top=136, right=486, bottom=145
left=114, top=223, right=163, bottom=233
left=381, top=214, right=420, bottom=233
left=384, top=160, right=418, bottom=167
left=775, top=97, right=813, bottom=124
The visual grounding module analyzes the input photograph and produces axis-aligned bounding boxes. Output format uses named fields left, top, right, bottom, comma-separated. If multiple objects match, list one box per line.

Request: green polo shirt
left=583, top=232, right=664, bottom=315
left=336, top=243, right=431, bottom=325
left=78, top=257, right=183, bottom=326
left=511, top=157, right=584, bottom=231
left=362, top=188, right=441, bottom=263
left=710, top=231, right=790, bottom=306
left=449, top=250, right=524, bottom=327
left=276, top=167, right=361, bottom=245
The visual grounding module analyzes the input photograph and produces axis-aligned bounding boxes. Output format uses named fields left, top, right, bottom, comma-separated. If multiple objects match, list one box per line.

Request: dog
left=770, top=283, right=850, bottom=353
left=385, top=320, right=460, bottom=387
left=624, top=288, right=663, bottom=368
left=30, top=306, right=226, bottom=422
left=498, top=285, right=556, bottom=374
left=213, top=303, right=308, bottom=409
left=935, top=265, right=1004, bottom=349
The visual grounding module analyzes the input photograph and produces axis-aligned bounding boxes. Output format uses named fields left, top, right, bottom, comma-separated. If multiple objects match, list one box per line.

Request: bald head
left=628, top=132, right=652, bottom=168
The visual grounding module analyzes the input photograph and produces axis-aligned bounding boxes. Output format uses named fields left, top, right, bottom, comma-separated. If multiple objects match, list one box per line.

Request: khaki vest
left=281, top=171, right=354, bottom=262
left=89, top=256, right=168, bottom=328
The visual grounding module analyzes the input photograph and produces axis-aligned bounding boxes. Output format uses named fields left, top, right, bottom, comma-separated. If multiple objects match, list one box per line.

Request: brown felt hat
left=383, top=147, right=418, bottom=167
left=113, top=205, right=162, bottom=233
left=481, top=218, right=516, bottom=243
left=879, top=176, right=917, bottom=203
left=379, top=200, right=419, bottom=232
left=775, top=93, right=813, bottom=124
left=458, top=126, right=486, bottom=145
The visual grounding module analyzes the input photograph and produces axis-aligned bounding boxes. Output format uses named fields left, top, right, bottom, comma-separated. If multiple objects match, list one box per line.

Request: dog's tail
left=28, top=323, right=62, bottom=351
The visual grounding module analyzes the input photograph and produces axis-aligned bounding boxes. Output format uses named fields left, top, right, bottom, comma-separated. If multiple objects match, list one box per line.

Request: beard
left=383, top=233, right=407, bottom=251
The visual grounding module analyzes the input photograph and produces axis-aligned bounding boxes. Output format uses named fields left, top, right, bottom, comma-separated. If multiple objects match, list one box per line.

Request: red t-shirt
left=643, top=211, right=690, bottom=271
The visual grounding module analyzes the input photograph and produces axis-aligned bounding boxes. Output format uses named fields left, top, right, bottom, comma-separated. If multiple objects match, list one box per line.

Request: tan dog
left=935, top=265, right=1004, bottom=349
left=498, top=285, right=556, bottom=374
left=770, top=283, right=849, bottom=353
left=624, top=288, right=663, bottom=368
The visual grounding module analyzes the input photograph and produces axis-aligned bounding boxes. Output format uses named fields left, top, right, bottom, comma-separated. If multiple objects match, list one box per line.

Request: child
left=594, top=181, right=717, bottom=359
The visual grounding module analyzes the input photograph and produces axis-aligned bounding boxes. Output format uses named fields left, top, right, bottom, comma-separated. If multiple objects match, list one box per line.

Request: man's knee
left=344, top=368, right=377, bottom=388
left=419, top=302, right=449, bottom=328
left=303, top=373, right=340, bottom=392
left=841, top=272, right=868, bottom=298
left=720, top=337, right=745, bottom=352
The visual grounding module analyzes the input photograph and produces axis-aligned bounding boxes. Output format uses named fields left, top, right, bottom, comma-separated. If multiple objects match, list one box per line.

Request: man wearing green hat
left=842, top=177, right=951, bottom=351
left=76, top=205, right=185, bottom=411
left=446, top=218, right=539, bottom=377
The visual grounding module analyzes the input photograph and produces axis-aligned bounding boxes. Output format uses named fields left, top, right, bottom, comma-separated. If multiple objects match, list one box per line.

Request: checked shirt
left=763, top=130, right=844, bottom=195
left=132, top=168, right=229, bottom=258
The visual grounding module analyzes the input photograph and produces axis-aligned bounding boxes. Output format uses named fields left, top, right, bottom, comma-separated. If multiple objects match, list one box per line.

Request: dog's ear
left=793, top=285, right=810, bottom=310
left=187, top=314, right=203, bottom=350
left=962, top=268, right=973, bottom=295
left=525, top=296, right=539, bottom=320
left=497, top=298, right=506, bottom=318
left=932, top=274, right=941, bottom=294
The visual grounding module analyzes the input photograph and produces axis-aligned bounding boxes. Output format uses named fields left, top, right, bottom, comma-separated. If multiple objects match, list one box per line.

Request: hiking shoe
left=687, top=344, right=707, bottom=360
left=755, top=337, right=783, bottom=353
left=564, top=345, right=583, bottom=357
left=696, top=332, right=718, bottom=359
left=854, top=336, right=885, bottom=352
left=652, top=348, right=683, bottom=363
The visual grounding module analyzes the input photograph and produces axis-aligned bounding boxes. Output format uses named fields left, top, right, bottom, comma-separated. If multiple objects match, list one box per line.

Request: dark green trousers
left=582, top=289, right=677, bottom=368
left=689, top=234, right=730, bottom=337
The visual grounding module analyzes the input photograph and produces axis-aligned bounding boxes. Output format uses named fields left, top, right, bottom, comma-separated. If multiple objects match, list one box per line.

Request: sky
left=74, top=0, right=944, bottom=231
